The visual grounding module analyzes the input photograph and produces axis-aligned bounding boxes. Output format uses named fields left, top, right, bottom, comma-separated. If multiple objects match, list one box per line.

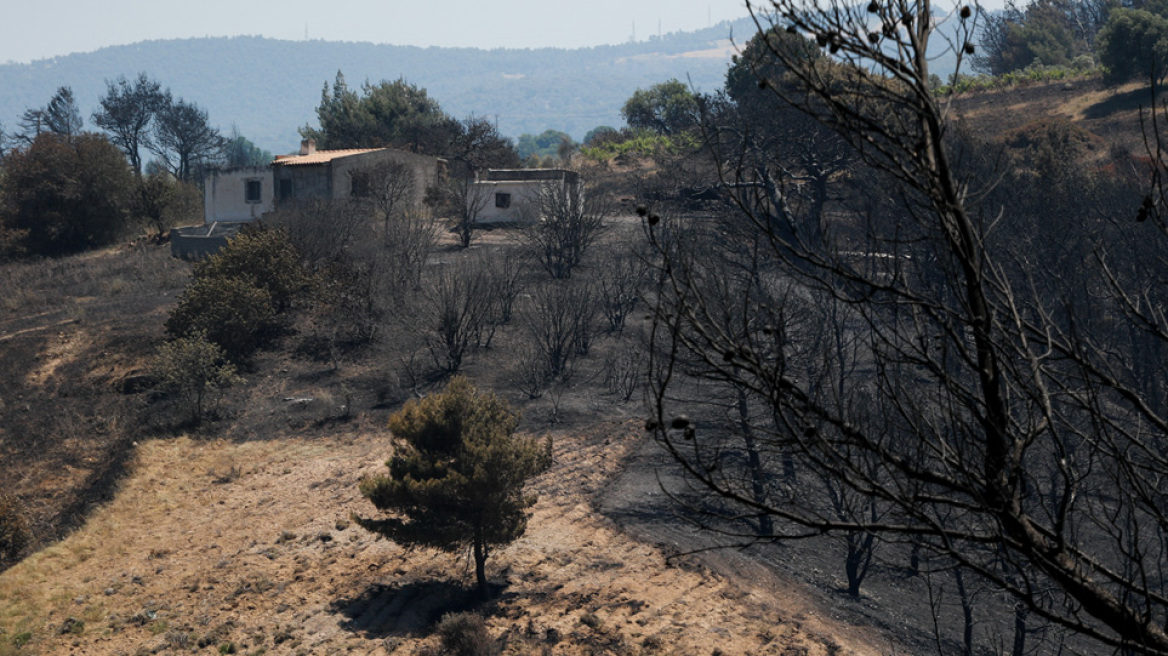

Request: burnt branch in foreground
left=645, top=0, right=1168, bottom=653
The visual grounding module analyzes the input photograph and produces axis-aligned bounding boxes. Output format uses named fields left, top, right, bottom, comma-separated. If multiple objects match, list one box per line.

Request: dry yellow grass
left=0, top=425, right=886, bottom=655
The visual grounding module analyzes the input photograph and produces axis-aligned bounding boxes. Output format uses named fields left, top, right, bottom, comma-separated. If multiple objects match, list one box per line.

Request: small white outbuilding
left=470, top=168, right=581, bottom=225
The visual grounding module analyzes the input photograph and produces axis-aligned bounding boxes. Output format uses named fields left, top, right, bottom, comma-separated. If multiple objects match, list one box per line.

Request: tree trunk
left=845, top=539, right=862, bottom=598
left=1012, top=602, right=1027, bottom=656
left=954, top=567, right=974, bottom=656
left=737, top=385, right=773, bottom=537
left=844, top=531, right=873, bottom=598
left=473, top=524, right=488, bottom=598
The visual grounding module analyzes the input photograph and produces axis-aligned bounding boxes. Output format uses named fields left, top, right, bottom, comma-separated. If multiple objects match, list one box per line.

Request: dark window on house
left=351, top=173, right=369, bottom=198
left=245, top=179, right=262, bottom=203
left=278, top=179, right=292, bottom=200
left=495, top=192, right=511, bottom=209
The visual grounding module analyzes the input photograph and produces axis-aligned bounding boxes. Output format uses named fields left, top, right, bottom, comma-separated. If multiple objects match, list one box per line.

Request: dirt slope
left=0, top=245, right=190, bottom=552
left=0, top=420, right=888, bottom=656
left=950, top=78, right=1156, bottom=155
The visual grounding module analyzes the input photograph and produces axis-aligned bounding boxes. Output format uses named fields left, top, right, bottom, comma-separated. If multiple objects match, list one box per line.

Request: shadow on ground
left=1084, top=85, right=1163, bottom=119
left=331, top=579, right=502, bottom=639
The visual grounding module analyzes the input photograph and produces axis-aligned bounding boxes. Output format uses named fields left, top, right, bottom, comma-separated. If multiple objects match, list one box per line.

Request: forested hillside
left=0, top=20, right=751, bottom=152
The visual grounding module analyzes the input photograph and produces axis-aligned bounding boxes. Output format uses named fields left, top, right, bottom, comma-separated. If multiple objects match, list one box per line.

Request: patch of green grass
left=580, top=131, right=700, bottom=162
left=149, top=619, right=169, bottom=635
left=80, top=604, right=104, bottom=624
left=938, top=64, right=1101, bottom=95
left=0, top=637, right=26, bottom=656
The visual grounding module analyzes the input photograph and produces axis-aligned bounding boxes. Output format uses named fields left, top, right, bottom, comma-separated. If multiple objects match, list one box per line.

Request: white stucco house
left=203, top=165, right=275, bottom=223
left=202, top=139, right=445, bottom=224
left=470, top=168, right=581, bottom=225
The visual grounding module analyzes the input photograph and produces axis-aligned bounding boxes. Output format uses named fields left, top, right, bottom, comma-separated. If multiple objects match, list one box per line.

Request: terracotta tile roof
left=273, top=148, right=384, bottom=166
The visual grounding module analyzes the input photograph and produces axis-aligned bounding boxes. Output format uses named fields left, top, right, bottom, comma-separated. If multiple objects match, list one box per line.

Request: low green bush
left=165, top=275, right=277, bottom=363
left=194, top=226, right=308, bottom=312
left=937, top=63, right=1100, bottom=95
left=580, top=130, right=700, bottom=162
left=150, top=332, right=242, bottom=424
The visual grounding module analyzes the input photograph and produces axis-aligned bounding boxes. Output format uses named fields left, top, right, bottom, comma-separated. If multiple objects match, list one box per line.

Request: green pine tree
left=357, top=377, right=551, bottom=597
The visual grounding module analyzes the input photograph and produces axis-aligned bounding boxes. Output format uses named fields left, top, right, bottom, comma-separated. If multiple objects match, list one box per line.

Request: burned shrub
left=0, top=493, right=30, bottom=567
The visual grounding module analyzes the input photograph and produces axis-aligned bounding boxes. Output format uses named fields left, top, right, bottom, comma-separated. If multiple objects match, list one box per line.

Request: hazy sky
left=1, top=1, right=756, bottom=64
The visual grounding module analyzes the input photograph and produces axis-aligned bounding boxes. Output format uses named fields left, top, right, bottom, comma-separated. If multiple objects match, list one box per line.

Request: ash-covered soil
left=596, top=437, right=992, bottom=656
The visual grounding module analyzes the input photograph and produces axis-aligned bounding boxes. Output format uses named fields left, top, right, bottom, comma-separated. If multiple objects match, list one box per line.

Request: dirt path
left=0, top=318, right=79, bottom=344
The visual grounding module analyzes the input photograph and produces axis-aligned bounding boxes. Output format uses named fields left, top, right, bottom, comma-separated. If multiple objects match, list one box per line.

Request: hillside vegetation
left=0, top=21, right=750, bottom=152
left=0, top=217, right=885, bottom=655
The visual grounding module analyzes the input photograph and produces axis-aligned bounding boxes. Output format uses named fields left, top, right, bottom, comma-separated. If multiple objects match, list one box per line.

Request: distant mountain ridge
left=0, top=19, right=758, bottom=154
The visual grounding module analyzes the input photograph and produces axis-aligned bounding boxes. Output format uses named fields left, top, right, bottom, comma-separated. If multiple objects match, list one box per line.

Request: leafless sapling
left=520, top=181, right=610, bottom=279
